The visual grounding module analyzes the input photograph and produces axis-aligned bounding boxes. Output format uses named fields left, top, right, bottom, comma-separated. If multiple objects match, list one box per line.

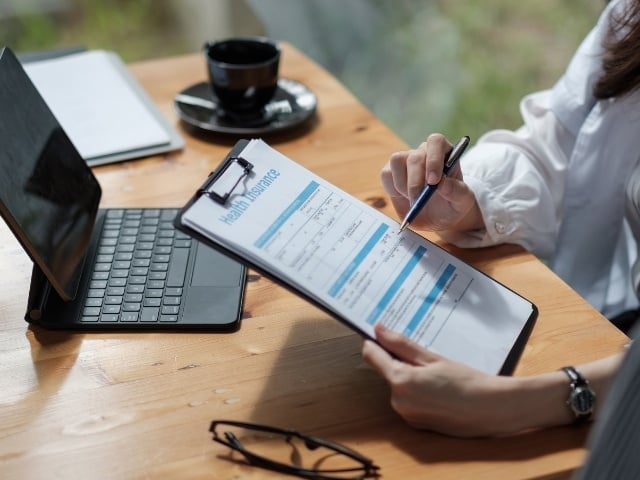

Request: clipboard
left=175, top=139, right=537, bottom=375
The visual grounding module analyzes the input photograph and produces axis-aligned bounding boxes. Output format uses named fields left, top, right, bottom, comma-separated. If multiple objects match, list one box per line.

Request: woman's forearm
left=503, top=353, right=625, bottom=433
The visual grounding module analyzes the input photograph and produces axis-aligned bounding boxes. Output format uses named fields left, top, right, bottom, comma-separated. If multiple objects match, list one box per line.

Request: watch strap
left=562, top=366, right=596, bottom=424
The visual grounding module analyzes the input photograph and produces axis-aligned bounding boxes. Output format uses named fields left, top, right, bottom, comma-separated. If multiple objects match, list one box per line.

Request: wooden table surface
left=0, top=44, right=629, bottom=480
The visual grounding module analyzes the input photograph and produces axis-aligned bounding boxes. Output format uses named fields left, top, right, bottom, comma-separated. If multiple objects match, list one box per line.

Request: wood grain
left=0, top=44, right=628, bottom=479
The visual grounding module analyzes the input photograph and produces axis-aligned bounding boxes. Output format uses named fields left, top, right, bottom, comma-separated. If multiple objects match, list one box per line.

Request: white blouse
left=440, top=0, right=640, bottom=317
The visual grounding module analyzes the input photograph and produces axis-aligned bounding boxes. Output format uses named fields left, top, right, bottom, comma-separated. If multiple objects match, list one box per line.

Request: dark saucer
left=174, top=78, right=317, bottom=136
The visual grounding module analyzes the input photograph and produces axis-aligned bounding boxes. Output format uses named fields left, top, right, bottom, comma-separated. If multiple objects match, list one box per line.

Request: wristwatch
left=562, top=366, right=596, bottom=424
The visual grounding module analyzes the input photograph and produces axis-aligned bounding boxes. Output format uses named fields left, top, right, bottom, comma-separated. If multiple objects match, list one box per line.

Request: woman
left=362, top=0, right=640, bottom=439
left=382, top=0, right=640, bottom=321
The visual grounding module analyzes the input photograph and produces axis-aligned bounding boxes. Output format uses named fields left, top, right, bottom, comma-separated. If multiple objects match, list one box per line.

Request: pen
left=399, top=135, right=470, bottom=232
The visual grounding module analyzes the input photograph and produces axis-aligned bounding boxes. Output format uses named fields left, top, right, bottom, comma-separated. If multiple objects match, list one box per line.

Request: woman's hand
left=381, top=133, right=483, bottom=232
left=362, top=323, right=575, bottom=437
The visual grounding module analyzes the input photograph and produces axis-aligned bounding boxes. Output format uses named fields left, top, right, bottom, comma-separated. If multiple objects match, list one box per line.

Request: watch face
left=571, top=386, right=595, bottom=415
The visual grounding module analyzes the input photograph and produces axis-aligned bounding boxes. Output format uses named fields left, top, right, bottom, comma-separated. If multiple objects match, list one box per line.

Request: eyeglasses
left=210, top=420, right=380, bottom=479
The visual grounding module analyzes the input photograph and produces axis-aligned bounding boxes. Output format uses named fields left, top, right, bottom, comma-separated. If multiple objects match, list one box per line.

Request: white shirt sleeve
left=439, top=0, right=626, bottom=261
left=439, top=89, right=577, bottom=259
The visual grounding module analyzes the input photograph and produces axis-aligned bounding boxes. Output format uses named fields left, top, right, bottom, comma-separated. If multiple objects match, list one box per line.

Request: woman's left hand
left=362, top=323, right=529, bottom=437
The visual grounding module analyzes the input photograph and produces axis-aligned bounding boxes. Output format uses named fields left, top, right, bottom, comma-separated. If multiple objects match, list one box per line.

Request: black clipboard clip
left=199, top=156, right=253, bottom=205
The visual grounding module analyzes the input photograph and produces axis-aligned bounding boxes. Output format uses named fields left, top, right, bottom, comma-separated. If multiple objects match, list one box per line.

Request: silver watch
left=562, top=366, right=596, bottom=423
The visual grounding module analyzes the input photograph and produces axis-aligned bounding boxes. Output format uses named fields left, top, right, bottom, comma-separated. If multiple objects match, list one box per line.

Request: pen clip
left=444, top=135, right=470, bottom=170
left=199, top=156, right=253, bottom=205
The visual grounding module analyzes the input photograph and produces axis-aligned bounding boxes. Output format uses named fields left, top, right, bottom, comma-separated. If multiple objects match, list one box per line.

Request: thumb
left=437, top=176, right=473, bottom=205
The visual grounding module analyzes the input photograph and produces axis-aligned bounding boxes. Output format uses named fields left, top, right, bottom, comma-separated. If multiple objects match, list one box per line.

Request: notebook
left=175, top=139, right=538, bottom=374
left=0, top=46, right=246, bottom=331
left=22, top=48, right=184, bottom=166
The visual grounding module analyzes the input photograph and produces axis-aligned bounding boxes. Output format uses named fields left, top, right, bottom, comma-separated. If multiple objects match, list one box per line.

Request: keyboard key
left=121, top=312, right=139, bottom=322
left=123, top=303, right=141, bottom=312
left=90, top=280, right=107, bottom=289
left=149, top=271, right=166, bottom=280
left=144, top=297, right=161, bottom=307
left=140, top=307, right=159, bottom=322
left=106, top=286, right=125, bottom=296
left=111, top=269, right=128, bottom=278
left=124, top=293, right=143, bottom=303
left=85, top=297, right=103, bottom=307
left=102, top=304, right=121, bottom=314
left=126, top=284, right=145, bottom=294
left=83, top=306, right=101, bottom=317
left=147, top=280, right=164, bottom=289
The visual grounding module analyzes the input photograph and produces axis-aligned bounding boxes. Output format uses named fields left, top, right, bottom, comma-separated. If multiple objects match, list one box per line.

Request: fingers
left=362, top=338, right=396, bottom=379
left=380, top=134, right=453, bottom=206
left=436, top=176, right=471, bottom=210
left=381, top=154, right=411, bottom=218
left=405, top=142, right=428, bottom=202
left=361, top=324, right=436, bottom=382
left=424, top=133, right=452, bottom=186
left=372, top=323, right=442, bottom=366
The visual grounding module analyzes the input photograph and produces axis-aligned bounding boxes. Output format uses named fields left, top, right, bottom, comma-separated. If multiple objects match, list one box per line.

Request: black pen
left=399, top=135, right=470, bottom=232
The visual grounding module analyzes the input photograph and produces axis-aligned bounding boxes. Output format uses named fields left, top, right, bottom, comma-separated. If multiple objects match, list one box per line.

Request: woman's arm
left=362, top=323, right=624, bottom=437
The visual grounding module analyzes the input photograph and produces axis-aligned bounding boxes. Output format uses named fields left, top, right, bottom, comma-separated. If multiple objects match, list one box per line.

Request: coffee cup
left=203, top=37, right=281, bottom=120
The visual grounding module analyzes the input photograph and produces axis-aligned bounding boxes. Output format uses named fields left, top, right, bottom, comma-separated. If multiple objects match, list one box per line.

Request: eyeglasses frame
left=209, top=419, right=380, bottom=480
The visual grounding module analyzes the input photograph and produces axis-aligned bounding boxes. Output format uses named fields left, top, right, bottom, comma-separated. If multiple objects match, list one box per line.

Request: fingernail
left=427, top=171, right=439, bottom=185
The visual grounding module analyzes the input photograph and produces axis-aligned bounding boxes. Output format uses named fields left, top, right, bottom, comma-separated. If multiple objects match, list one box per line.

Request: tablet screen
left=0, top=47, right=101, bottom=300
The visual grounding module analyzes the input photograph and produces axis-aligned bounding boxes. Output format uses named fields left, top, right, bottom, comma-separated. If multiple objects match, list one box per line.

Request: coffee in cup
left=203, top=37, right=281, bottom=120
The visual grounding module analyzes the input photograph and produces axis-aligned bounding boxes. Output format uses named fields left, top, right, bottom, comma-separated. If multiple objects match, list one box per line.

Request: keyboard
left=80, top=208, right=192, bottom=323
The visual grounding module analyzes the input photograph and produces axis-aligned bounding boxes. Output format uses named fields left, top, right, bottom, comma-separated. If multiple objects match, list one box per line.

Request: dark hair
left=594, top=0, right=640, bottom=99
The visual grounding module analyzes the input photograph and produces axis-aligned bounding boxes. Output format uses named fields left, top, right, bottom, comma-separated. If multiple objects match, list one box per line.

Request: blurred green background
left=1, top=0, right=603, bottom=147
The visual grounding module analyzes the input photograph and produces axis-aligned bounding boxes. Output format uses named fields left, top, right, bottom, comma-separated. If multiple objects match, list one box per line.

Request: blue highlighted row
left=366, top=246, right=427, bottom=324
left=403, top=263, right=456, bottom=337
left=254, top=181, right=319, bottom=248
left=328, top=224, right=389, bottom=297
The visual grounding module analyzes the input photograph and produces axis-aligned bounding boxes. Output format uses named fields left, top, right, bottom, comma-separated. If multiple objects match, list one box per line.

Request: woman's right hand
left=381, top=133, right=483, bottom=232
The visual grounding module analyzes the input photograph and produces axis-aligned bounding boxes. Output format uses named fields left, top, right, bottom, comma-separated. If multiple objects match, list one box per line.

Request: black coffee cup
left=203, top=37, right=281, bottom=119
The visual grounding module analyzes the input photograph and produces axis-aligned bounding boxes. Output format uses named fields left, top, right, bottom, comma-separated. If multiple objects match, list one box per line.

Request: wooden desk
left=0, top=44, right=628, bottom=479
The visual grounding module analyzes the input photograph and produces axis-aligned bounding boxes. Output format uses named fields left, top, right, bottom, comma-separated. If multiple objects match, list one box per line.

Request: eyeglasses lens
left=217, top=424, right=373, bottom=479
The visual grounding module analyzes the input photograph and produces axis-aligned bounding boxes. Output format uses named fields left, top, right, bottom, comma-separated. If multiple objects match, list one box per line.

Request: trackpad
left=191, top=242, right=242, bottom=287
left=183, top=286, right=243, bottom=325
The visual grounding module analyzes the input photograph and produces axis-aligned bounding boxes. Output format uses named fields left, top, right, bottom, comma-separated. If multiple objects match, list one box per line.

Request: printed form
left=181, top=140, right=535, bottom=374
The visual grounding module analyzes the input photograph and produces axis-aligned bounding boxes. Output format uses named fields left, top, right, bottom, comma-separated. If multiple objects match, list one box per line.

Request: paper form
left=181, top=139, right=535, bottom=374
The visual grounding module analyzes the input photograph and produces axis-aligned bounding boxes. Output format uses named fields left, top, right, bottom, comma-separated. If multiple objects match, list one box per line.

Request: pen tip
left=398, top=220, right=408, bottom=233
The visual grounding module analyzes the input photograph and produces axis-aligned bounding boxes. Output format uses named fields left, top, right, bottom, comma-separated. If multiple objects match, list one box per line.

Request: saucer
left=174, top=78, right=317, bottom=135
